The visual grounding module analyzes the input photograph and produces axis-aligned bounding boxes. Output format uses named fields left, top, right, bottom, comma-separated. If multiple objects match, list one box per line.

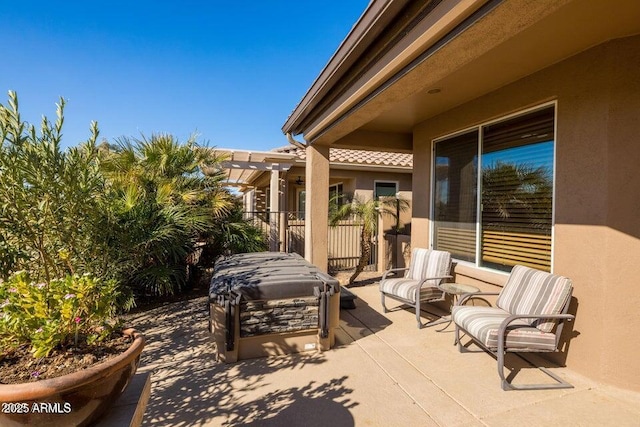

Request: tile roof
left=273, top=145, right=413, bottom=168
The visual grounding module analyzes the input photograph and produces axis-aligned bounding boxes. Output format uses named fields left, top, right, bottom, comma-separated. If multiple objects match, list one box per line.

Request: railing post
left=377, top=214, right=385, bottom=273
left=279, top=211, right=287, bottom=252
left=269, top=169, right=280, bottom=252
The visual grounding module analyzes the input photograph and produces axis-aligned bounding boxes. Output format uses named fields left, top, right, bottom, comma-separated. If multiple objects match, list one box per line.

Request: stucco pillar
left=279, top=174, right=287, bottom=252
left=305, top=144, right=330, bottom=272
left=269, top=169, right=280, bottom=252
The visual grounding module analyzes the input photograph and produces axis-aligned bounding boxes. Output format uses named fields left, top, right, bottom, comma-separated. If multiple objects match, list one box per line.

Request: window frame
left=374, top=180, right=399, bottom=200
left=329, top=182, right=345, bottom=208
left=296, top=188, right=306, bottom=219
left=429, top=102, right=557, bottom=274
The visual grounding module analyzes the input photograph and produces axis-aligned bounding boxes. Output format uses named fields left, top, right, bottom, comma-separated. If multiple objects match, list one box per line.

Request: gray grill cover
left=209, top=252, right=339, bottom=302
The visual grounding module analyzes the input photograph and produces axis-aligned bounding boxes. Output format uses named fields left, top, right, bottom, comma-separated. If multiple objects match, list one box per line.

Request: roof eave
left=281, top=0, right=409, bottom=136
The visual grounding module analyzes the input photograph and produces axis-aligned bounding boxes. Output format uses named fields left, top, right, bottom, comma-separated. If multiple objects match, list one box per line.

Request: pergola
left=213, top=148, right=296, bottom=251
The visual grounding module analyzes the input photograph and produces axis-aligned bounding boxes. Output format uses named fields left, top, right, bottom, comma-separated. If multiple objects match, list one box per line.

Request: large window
left=433, top=106, right=554, bottom=272
left=433, top=131, right=478, bottom=263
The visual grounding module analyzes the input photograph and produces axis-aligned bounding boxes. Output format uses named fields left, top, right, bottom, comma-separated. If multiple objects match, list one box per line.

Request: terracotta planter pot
left=0, top=328, right=145, bottom=427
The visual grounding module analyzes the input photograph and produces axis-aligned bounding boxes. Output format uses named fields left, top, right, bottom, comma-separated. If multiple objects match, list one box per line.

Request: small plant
left=0, top=271, right=122, bottom=358
left=330, top=194, right=409, bottom=284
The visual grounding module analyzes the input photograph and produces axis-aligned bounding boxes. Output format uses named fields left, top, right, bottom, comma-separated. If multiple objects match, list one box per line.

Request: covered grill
left=209, top=252, right=340, bottom=362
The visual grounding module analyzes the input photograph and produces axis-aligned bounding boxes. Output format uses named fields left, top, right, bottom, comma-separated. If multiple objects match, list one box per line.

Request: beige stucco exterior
left=409, top=35, right=640, bottom=390
left=242, top=150, right=413, bottom=273
left=284, top=0, right=640, bottom=391
left=249, top=166, right=412, bottom=223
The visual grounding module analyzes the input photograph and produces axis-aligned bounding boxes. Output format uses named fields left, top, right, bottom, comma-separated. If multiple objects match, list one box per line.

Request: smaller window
left=375, top=181, right=398, bottom=199
left=297, top=190, right=306, bottom=219
left=329, top=183, right=345, bottom=207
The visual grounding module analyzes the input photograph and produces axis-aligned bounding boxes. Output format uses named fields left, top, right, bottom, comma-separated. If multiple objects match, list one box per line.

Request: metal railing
left=243, top=210, right=377, bottom=272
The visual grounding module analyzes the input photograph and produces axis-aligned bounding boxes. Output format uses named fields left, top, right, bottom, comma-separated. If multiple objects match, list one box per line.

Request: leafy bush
left=97, top=134, right=235, bottom=297
left=201, top=199, right=268, bottom=261
left=0, top=90, right=268, bottom=311
left=0, top=91, right=108, bottom=282
left=0, top=272, right=121, bottom=358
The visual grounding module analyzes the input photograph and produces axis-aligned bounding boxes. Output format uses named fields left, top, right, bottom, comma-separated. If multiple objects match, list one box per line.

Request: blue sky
left=1, top=1, right=369, bottom=150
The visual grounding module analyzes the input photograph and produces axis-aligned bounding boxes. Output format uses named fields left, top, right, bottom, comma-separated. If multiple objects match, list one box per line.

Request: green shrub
left=98, top=134, right=234, bottom=297
left=0, top=271, right=121, bottom=358
left=0, top=91, right=108, bottom=282
left=202, top=200, right=268, bottom=261
left=0, top=90, right=268, bottom=307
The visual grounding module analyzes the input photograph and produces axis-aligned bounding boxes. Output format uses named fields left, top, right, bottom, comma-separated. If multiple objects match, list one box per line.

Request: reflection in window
left=329, top=183, right=345, bottom=208
left=432, top=106, right=554, bottom=272
left=481, top=108, right=554, bottom=271
left=297, top=190, right=306, bottom=220
left=434, top=131, right=478, bottom=263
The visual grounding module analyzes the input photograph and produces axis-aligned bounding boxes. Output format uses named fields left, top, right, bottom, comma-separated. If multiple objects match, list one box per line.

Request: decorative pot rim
left=0, top=328, right=145, bottom=401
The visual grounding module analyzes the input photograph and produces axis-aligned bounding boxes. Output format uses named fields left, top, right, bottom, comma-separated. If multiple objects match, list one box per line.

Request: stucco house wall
left=409, top=35, right=640, bottom=391
left=279, top=0, right=640, bottom=392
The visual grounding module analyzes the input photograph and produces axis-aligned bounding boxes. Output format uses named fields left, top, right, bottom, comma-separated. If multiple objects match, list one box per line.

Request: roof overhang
left=281, top=0, right=410, bottom=136
left=282, top=0, right=492, bottom=140
left=283, top=0, right=640, bottom=147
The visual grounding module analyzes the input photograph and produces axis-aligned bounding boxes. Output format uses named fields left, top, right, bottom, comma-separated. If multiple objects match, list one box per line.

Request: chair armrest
left=418, top=275, right=453, bottom=288
left=502, top=313, right=575, bottom=325
left=497, top=313, right=576, bottom=352
left=381, top=267, right=409, bottom=281
left=457, top=292, right=500, bottom=306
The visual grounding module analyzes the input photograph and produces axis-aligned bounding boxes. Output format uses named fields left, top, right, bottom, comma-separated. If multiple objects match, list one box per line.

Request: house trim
left=293, top=0, right=501, bottom=142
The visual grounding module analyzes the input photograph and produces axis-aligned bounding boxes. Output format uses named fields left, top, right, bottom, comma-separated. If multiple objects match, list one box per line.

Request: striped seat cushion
left=380, top=278, right=443, bottom=303
left=452, top=306, right=558, bottom=351
left=496, top=265, right=572, bottom=333
left=405, top=248, right=451, bottom=285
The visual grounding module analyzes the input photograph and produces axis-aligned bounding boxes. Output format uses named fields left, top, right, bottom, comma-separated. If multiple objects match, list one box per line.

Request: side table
left=433, top=282, right=480, bottom=331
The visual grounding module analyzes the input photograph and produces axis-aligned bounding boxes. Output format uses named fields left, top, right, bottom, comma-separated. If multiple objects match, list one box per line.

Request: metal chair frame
left=454, top=290, right=575, bottom=391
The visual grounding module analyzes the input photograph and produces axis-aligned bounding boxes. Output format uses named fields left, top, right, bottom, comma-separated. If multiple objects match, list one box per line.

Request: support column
left=269, top=168, right=280, bottom=252
left=305, top=144, right=330, bottom=272
left=279, top=173, right=287, bottom=252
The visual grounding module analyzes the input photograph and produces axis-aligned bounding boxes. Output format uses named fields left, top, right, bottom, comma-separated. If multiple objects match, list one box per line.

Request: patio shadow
left=339, top=294, right=392, bottom=341
left=128, top=296, right=357, bottom=426
left=232, top=376, right=356, bottom=426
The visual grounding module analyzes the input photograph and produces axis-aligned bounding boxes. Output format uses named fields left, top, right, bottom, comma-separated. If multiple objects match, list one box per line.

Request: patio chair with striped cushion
left=379, top=248, right=452, bottom=329
left=452, top=265, right=575, bottom=390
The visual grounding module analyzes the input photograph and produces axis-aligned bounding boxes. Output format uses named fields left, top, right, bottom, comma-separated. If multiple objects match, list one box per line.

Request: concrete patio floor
left=129, top=284, right=640, bottom=426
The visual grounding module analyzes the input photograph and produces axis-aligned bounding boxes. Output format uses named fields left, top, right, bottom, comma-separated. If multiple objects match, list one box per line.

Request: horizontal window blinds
left=433, top=131, right=478, bottom=263
left=481, top=107, right=554, bottom=272
left=432, top=106, right=555, bottom=273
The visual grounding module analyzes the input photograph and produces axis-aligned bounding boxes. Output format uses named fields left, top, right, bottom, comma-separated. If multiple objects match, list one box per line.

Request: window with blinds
left=432, top=106, right=554, bottom=272
left=433, top=131, right=478, bottom=263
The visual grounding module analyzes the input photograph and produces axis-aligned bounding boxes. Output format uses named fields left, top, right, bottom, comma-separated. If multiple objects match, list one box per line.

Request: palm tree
left=481, top=161, right=552, bottom=233
left=202, top=199, right=268, bottom=260
left=330, top=195, right=409, bottom=285
left=98, top=134, right=233, bottom=297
